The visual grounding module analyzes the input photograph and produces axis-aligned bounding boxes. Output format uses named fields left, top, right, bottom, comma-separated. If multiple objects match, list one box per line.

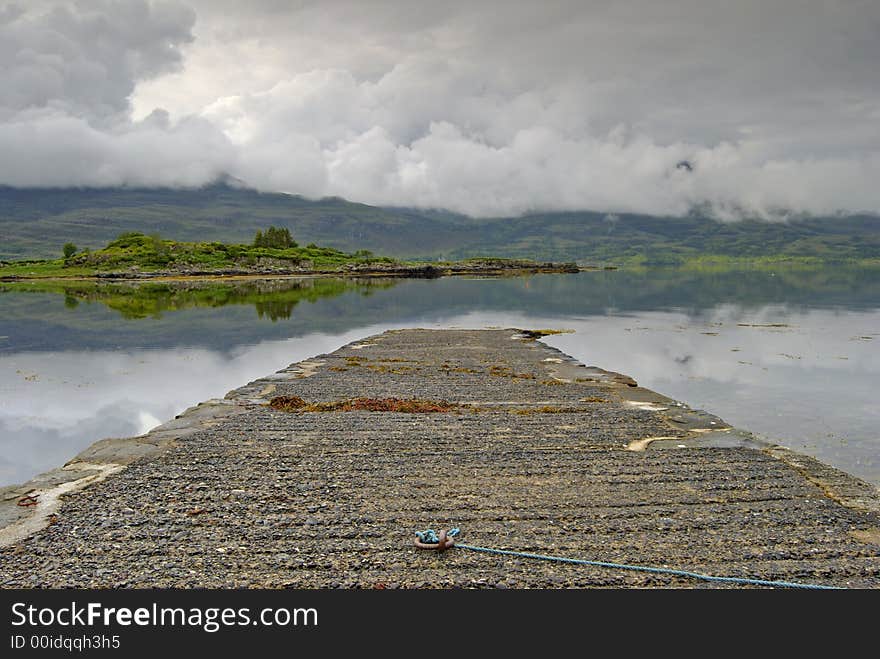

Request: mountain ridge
left=1, top=182, right=878, bottom=264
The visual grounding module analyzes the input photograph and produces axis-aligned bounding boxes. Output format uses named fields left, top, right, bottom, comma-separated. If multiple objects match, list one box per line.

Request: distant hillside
left=459, top=210, right=880, bottom=265
left=0, top=183, right=472, bottom=261
left=1, top=183, right=878, bottom=264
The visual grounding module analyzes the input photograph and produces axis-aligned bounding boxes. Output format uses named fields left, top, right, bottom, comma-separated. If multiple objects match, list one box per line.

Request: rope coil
left=413, top=528, right=459, bottom=551
left=414, top=527, right=841, bottom=590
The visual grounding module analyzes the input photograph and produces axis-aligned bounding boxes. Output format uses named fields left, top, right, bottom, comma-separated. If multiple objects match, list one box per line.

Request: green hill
left=0, top=183, right=474, bottom=262
left=0, top=230, right=400, bottom=279
left=1, top=182, right=878, bottom=264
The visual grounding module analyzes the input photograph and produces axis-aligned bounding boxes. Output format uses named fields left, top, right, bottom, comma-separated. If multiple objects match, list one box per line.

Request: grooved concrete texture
left=1, top=329, right=879, bottom=588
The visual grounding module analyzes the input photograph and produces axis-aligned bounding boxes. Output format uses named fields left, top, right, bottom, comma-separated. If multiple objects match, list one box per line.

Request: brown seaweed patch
left=270, top=396, right=459, bottom=413
left=513, top=406, right=587, bottom=415
left=519, top=329, right=574, bottom=339
left=365, top=364, right=414, bottom=374
left=489, top=365, right=536, bottom=379
left=441, top=364, right=480, bottom=374
left=268, top=395, right=309, bottom=412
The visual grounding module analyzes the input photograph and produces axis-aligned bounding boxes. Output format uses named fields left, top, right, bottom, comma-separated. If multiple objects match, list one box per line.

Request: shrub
left=254, top=226, right=296, bottom=249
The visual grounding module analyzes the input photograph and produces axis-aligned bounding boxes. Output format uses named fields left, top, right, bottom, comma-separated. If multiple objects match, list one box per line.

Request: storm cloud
left=2, top=0, right=880, bottom=218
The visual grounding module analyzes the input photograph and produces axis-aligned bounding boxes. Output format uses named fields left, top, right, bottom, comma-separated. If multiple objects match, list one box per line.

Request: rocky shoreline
left=1, top=259, right=583, bottom=281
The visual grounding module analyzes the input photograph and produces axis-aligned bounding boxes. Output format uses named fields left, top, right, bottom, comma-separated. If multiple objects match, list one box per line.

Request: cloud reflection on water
left=1, top=306, right=877, bottom=488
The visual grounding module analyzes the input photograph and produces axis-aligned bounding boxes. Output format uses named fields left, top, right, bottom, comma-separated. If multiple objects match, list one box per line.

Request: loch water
left=1, top=266, right=877, bottom=488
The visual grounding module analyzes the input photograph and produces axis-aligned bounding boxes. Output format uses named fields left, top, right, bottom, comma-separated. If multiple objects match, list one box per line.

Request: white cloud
left=0, top=110, right=234, bottom=187
left=0, top=0, right=195, bottom=121
left=2, top=0, right=880, bottom=218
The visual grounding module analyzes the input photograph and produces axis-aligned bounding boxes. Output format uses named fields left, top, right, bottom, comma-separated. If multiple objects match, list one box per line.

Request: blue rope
left=414, top=528, right=842, bottom=590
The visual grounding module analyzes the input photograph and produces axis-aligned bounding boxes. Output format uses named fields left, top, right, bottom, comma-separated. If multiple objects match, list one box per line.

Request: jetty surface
left=2, top=328, right=878, bottom=588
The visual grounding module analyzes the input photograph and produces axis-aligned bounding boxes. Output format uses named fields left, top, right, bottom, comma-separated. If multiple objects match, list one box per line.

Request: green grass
left=0, top=232, right=399, bottom=279
left=0, top=259, right=96, bottom=278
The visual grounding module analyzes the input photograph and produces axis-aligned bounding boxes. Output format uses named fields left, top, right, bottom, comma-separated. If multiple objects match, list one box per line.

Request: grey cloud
left=0, top=0, right=195, bottom=121
left=3, top=0, right=880, bottom=218
left=0, top=110, right=234, bottom=187
left=0, top=1, right=228, bottom=189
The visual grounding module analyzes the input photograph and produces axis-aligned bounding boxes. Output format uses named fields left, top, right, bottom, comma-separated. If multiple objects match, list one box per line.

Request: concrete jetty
left=2, top=328, right=879, bottom=588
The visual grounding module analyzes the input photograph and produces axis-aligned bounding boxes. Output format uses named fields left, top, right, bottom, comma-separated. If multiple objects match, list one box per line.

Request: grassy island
left=0, top=230, right=579, bottom=280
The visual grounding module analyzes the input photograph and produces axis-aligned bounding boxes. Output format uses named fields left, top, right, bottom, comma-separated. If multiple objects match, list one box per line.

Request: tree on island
left=62, top=242, right=77, bottom=259
left=253, top=226, right=296, bottom=249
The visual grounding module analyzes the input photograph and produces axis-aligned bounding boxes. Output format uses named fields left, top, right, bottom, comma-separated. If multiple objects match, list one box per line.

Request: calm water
left=1, top=268, right=878, bottom=488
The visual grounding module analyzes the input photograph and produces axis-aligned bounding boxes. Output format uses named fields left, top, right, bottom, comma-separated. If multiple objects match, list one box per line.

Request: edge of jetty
left=2, top=328, right=878, bottom=588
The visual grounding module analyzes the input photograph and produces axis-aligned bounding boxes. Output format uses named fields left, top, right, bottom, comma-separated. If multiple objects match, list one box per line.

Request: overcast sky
left=2, top=0, right=879, bottom=218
